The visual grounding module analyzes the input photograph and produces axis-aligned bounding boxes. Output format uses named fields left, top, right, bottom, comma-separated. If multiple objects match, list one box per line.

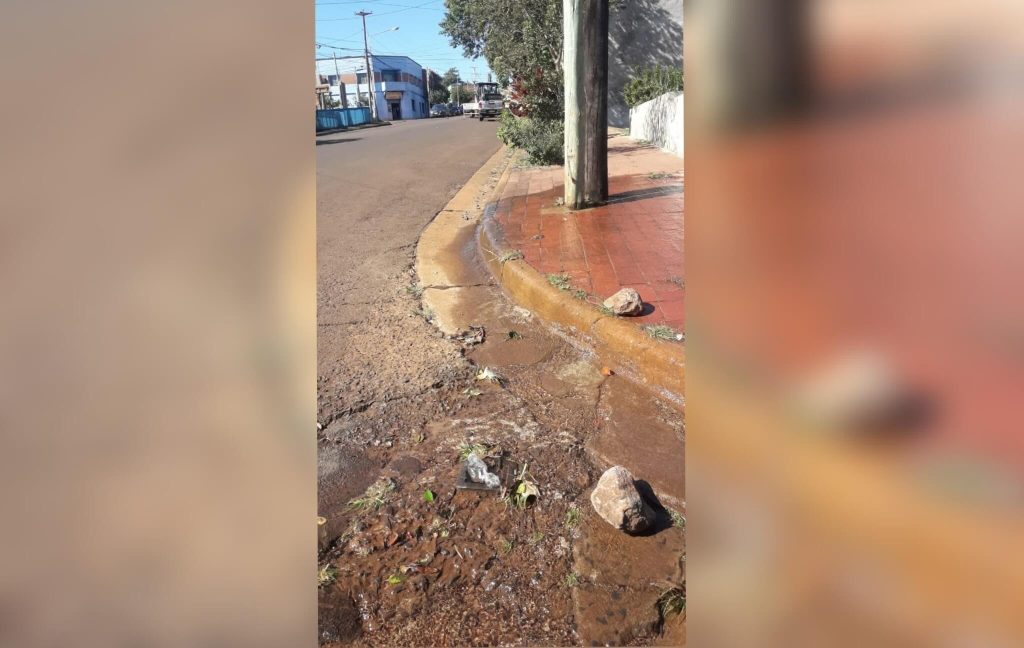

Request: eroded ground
left=318, top=145, right=685, bottom=646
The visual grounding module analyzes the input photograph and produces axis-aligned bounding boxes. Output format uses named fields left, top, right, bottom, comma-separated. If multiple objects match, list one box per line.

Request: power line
left=317, top=0, right=438, bottom=6
left=316, top=0, right=441, bottom=20
left=317, top=35, right=361, bottom=44
left=316, top=26, right=371, bottom=44
left=377, top=1, right=443, bottom=15
left=316, top=42, right=363, bottom=51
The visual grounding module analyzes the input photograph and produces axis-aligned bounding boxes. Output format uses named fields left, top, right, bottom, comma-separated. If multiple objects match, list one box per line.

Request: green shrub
left=623, top=65, right=683, bottom=108
left=498, top=111, right=564, bottom=165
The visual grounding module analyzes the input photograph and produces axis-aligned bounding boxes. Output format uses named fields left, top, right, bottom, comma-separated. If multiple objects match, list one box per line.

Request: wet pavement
left=493, top=136, right=685, bottom=331
left=318, top=146, right=685, bottom=646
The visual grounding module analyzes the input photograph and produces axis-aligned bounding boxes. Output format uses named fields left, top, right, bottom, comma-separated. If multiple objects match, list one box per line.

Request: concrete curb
left=414, top=145, right=512, bottom=335
left=315, top=121, right=392, bottom=137
left=477, top=161, right=685, bottom=402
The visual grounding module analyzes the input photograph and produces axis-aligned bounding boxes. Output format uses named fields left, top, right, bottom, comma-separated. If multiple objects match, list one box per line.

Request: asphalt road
left=317, top=117, right=500, bottom=323
left=316, top=116, right=500, bottom=418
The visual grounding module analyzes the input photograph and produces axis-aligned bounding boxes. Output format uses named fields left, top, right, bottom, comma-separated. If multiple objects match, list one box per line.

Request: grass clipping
left=348, top=478, right=395, bottom=511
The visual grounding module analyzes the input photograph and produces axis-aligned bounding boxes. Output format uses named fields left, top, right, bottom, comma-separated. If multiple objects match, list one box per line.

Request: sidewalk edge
left=477, top=177, right=684, bottom=403
left=316, top=121, right=392, bottom=137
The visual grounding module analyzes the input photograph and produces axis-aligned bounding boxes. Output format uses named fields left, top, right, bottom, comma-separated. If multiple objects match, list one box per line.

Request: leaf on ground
left=423, top=489, right=435, bottom=503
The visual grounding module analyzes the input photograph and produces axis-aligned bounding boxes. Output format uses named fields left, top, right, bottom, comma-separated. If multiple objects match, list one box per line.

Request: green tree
left=441, top=0, right=563, bottom=119
left=441, top=67, right=461, bottom=89
left=439, top=68, right=474, bottom=104
left=429, top=87, right=450, bottom=105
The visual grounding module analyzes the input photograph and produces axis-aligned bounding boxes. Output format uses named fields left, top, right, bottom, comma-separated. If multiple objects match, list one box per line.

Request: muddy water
left=318, top=168, right=684, bottom=646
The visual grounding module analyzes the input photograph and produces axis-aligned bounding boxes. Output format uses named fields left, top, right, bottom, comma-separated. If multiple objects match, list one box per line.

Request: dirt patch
left=318, top=144, right=684, bottom=645
left=319, top=587, right=362, bottom=645
left=319, top=392, right=588, bottom=646
left=572, top=505, right=685, bottom=646
left=319, top=442, right=379, bottom=546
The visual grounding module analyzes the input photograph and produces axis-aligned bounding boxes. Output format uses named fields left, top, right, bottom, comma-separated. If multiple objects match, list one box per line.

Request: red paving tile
left=493, top=136, right=684, bottom=333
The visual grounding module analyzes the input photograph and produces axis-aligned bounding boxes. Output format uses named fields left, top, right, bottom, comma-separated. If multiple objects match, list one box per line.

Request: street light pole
left=356, top=11, right=378, bottom=121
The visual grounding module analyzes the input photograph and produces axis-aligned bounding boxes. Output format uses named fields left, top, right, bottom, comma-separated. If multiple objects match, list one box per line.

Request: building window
left=381, top=70, right=399, bottom=82
left=356, top=72, right=367, bottom=84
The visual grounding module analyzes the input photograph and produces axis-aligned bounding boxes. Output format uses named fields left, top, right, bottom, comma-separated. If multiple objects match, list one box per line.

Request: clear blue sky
left=315, top=0, right=494, bottom=83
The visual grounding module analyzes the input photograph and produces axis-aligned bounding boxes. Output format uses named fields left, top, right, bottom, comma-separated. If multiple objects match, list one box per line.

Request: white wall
left=629, top=91, right=683, bottom=158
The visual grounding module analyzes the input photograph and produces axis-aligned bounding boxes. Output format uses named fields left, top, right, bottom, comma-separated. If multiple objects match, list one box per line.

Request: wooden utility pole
left=563, top=0, right=609, bottom=209
left=356, top=11, right=379, bottom=121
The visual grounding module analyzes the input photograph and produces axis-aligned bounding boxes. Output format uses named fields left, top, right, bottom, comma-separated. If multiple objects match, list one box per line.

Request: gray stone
left=590, top=465, right=655, bottom=533
left=603, top=288, right=643, bottom=316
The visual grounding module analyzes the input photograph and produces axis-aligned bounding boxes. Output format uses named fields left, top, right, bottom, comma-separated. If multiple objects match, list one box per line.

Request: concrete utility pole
left=563, top=0, right=609, bottom=209
left=356, top=11, right=379, bottom=121
left=332, top=51, right=347, bottom=108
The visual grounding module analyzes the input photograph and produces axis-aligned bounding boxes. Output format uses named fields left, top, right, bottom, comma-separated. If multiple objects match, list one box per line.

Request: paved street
left=317, top=117, right=499, bottom=419
left=317, top=118, right=500, bottom=325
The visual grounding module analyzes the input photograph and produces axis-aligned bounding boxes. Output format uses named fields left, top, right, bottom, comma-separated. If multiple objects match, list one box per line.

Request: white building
left=315, top=55, right=429, bottom=120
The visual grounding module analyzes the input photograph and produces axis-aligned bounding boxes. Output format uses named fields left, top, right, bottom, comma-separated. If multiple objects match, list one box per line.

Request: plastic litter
left=465, top=453, right=500, bottom=488
left=455, top=452, right=519, bottom=492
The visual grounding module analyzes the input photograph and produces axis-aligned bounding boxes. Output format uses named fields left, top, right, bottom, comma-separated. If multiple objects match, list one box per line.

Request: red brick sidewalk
left=493, top=135, right=684, bottom=331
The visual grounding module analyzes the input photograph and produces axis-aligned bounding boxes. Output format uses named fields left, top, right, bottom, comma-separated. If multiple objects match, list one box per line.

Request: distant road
left=316, top=116, right=500, bottom=410
left=317, top=117, right=500, bottom=321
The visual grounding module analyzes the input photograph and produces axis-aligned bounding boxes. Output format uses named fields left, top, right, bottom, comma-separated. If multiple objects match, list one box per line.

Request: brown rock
left=590, top=466, right=655, bottom=533
left=603, top=288, right=643, bottom=316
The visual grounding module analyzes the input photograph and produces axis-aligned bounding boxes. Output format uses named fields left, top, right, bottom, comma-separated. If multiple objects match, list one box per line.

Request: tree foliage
left=441, top=67, right=461, bottom=88
left=440, top=68, right=473, bottom=103
left=623, top=65, right=683, bottom=108
left=440, top=0, right=563, bottom=119
left=497, top=111, right=564, bottom=165
left=429, top=88, right=450, bottom=105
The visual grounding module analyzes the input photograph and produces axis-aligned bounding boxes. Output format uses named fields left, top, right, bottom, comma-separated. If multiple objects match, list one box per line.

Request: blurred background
left=687, top=0, right=1024, bottom=646
left=0, top=1, right=315, bottom=645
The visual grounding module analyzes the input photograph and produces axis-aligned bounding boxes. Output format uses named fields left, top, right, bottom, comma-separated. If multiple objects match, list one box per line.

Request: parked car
left=429, top=104, right=450, bottom=118
left=447, top=103, right=463, bottom=116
